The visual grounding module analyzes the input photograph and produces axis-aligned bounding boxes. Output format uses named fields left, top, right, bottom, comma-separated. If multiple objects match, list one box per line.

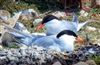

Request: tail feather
left=77, top=22, right=88, bottom=31
left=72, top=13, right=79, bottom=32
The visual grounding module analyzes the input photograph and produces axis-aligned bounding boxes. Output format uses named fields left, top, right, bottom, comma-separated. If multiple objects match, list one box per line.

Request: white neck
left=59, top=35, right=76, bottom=52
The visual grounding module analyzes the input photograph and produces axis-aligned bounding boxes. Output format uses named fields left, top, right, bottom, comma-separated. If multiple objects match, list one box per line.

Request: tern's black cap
left=57, top=30, right=77, bottom=38
left=41, top=15, right=59, bottom=24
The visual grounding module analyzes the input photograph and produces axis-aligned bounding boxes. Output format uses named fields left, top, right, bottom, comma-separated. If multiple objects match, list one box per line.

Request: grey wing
left=64, top=21, right=77, bottom=33
left=33, top=37, right=56, bottom=48
left=33, top=36, right=61, bottom=51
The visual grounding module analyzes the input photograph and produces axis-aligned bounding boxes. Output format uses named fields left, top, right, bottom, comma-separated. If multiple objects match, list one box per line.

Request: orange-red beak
left=35, top=24, right=44, bottom=31
left=75, top=36, right=84, bottom=44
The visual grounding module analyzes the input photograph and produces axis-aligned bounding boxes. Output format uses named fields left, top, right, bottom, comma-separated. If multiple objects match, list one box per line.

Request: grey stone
left=86, top=60, right=97, bottom=65
left=74, top=62, right=89, bottom=65
left=0, top=10, right=11, bottom=20
left=53, top=61, right=62, bottom=65
left=0, top=43, right=99, bottom=65
left=20, top=9, right=38, bottom=20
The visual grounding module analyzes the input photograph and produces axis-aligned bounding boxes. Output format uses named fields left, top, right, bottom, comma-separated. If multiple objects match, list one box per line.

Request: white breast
left=58, top=35, right=76, bottom=52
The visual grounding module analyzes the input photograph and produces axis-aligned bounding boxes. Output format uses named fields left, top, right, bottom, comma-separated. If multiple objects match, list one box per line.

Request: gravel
left=0, top=43, right=100, bottom=65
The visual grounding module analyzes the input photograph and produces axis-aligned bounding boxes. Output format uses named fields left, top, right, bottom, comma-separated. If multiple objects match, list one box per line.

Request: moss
left=0, top=0, right=63, bottom=13
left=90, top=8, right=100, bottom=14
left=20, top=20, right=33, bottom=30
left=88, top=22, right=100, bottom=29
left=79, top=16, right=90, bottom=22
left=89, top=55, right=100, bottom=65
left=7, top=43, right=19, bottom=48
left=0, top=0, right=38, bottom=13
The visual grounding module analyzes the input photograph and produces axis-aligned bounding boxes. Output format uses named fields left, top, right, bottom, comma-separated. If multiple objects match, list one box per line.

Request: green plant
left=90, top=8, right=100, bottom=14
left=89, top=55, right=100, bottom=65
left=8, top=43, right=19, bottom=48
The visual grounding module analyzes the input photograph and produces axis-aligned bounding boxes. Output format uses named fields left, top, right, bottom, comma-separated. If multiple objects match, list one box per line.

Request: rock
left=97, top=43, right=100, bottom=46
left=93, top=39, right=100, bottom=46
left=0, top=20, right=7, bottom=38
left=86, top=60, right=97, bottom=65
left=98, top=29, right=100, bottom=33
left=80, top=10, right=89, bottom=17
left=96, top=0, right=100, bottom=5
left=86, top=26, right=97, bottom=32
left=74, top=62, right=89, bottom=65
left=0, top=46, right=54, bottom=65
left=0, top=44, right=99, bottom=65
left=1, top=32, right=15, bottom=46
left=20, top=44, right=28, bottom=49
left=7, top=11, right=22, bottom=28
left=91, top=14, right=100, bottom=20
left=0, top=10, right=11, bottom=20
left=0, top=12, right=22, bottom=46
left=0, top=34, right=2, bottom=44
left=52, top=61, right=62, bottom=65
left=51, top=11, right=66, bottom=19
left=20, top=9, right=39, bottom=20
left=0, top=11, right=21, bottom=33
left=0, top=45, right=3, bottom=49
left=0, top=10, right=11, bottom=36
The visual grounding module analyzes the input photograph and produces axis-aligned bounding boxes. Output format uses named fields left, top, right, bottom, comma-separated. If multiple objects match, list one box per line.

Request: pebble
left=86, top=26, right=97, bottom=32
left=0, top=43, right=99, bottom=65
left=80, top=10, right=89, bottom=17
left=52, top=61, right=62, bottom=65
left=20, top=9, right=38, bottom=20
left=0, top=45, right=3, bottom=49
left=86, top=60, right=97, bottom=65
left=74, top=62, right=89, bottom=65
left=51, top=11, right=66, bottom=19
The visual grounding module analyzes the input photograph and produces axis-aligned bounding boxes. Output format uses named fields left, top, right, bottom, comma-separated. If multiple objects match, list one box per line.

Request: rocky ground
left=0, top=43, right=100, bottom=65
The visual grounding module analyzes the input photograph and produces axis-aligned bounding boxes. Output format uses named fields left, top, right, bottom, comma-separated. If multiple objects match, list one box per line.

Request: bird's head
left=35, top=15, right=59, bottom=31
left=57, top=30, right=84, bottom=45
